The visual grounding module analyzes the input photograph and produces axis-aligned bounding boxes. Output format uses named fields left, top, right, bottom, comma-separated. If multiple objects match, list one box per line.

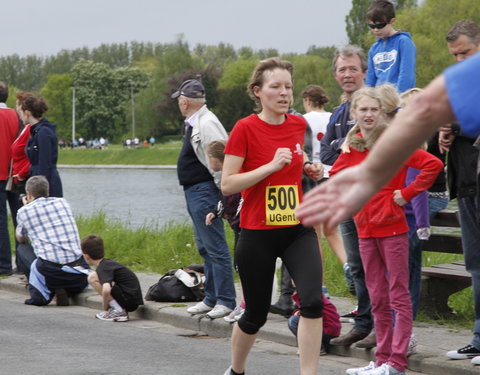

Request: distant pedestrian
left=82, top=234, right=144, bottom=322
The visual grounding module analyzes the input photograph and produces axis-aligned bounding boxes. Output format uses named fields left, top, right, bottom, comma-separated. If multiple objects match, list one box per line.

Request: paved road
left=0, top=290, right=376, bottom=375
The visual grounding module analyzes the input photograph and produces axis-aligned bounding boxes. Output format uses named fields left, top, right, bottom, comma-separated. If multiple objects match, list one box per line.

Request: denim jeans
left=407, top=214, right=422, bottom=319
left=184, top=181, right=236, bottom=309
left=0, top=181, right=12, bottom=272
left=457, top=197, right=480, bottom=349
left=16, top=243, right=37, bottom=278
left=339, top=218, right=373, bottom=334
left=428, top=196, right=449, bottom=220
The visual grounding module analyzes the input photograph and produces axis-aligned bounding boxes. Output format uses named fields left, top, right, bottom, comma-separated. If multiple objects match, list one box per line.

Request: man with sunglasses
left=365, top=0, right=416, bottom=93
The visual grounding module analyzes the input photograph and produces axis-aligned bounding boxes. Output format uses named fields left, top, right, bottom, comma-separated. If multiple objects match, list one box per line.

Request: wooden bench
left=420, top=210, right=471, bottom=317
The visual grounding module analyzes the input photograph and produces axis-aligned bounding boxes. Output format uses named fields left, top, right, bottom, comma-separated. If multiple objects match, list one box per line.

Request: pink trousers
left=359, top=233, right=412, bottom=372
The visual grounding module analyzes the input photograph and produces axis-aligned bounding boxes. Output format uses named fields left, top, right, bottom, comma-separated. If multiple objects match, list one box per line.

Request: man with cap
left=172, top=79, right=236, bottom=319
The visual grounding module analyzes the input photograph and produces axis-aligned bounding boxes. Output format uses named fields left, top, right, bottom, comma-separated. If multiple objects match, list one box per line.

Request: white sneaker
left=346, top=361, right=377, bottom=375
left=206, top=304, right=233, bottom=319
left=360, top=364, right=405, bottom=375
left=472, top=355, right=480, bottom=365
left=223, top=305, right=245, bottom=323
left=187, top=301, right=212, bottom=315
left=407, top=333, right=417, bottom=357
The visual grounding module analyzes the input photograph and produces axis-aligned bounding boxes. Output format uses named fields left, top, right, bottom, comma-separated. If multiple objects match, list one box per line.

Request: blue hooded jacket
left=366, top=31, right=416, bottom=93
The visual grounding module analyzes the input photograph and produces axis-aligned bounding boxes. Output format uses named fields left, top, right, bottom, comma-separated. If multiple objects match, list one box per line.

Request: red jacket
left=331, top=146, right=443, bottom=238
left=11, top=124, right=31, bottom=183
left=0, top=107, right=20, bottom=180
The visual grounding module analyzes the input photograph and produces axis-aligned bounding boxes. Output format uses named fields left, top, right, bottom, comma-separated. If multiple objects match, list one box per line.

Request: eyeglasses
left=368, top=22, right=388, bottom=29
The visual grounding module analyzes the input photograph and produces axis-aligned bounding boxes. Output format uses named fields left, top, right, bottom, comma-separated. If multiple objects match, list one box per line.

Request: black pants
left=236, top=225, right=323, bottom=334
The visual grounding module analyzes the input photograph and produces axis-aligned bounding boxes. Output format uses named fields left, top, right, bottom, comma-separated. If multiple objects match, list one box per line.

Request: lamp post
left=71, top=86, right=76, bottom=144
left=129, top=80, right=136, bottom=139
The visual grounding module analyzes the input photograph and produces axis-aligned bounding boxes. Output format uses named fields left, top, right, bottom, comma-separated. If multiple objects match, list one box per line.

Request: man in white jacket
left=172, top=79, right=236, bottom=319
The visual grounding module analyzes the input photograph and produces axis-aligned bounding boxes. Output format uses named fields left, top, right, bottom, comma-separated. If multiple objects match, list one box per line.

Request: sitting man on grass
left=81, top=234, right=143, bottom=322
left=15, top=175, right=89, bottom=306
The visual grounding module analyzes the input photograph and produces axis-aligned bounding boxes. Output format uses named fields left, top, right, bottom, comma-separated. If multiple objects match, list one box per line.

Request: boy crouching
left=81, top=235, right=144, bottom=322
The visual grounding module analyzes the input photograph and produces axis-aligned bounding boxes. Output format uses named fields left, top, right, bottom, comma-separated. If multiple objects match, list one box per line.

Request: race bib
left=265, top=185, right=300, bottom=225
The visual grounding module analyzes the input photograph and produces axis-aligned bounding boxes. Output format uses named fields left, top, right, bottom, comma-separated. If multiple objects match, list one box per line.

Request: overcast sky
left=2, top=0, right=353, bottom=57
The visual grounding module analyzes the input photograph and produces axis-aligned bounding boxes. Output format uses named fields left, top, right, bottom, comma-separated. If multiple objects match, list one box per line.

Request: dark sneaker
left=329, top=328, right=369, bottom=346
left=355, top=331, right=377, bottom=349
left=446, top=344, right=480, bottom=359
left=340, top=306, right=358, bottom=323
left=96, top=308, right=129, bottom=322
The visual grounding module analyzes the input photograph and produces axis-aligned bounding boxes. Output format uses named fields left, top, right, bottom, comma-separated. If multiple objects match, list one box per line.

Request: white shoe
left=187, top=301, right=212, bottom=315
left=407, top=333, right=417, bottom=357
left=472, top=355, right=480, bottom=365
left=206, top=304, right=233, bottom=319
left=223, top=366, right=232, bottom=375
left=360, top=364, right=405, bottom=375
left=346, top=361, right=377, bottom=375
left=223, top=305, right=245, bottom=323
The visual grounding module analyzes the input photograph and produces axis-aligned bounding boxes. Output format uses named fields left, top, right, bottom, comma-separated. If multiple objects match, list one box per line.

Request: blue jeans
left=407, top=214, right=422, bottom=319
left=457, top=197, right=480, bottom=349
left=428, top=196, right=449, bottom=220
left=0, top=181, right=12, bottom=272
left=184, top=181, right=236, bottom=309
left=339, top=218, right=373, bottom=334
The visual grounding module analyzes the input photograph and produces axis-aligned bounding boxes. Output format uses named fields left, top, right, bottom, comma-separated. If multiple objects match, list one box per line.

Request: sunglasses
left=368, top=22, right=388, bottom=29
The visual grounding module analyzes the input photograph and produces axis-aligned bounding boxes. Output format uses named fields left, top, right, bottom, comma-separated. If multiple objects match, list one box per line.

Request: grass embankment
left=58, top=142, right=182, bottom=165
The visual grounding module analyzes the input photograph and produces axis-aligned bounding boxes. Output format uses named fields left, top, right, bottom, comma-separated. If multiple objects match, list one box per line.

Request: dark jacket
left=26, top=118, right=63, bottom=197
left=320, top=101, right=356, bottom=166
left=447, top=124, right=478, bottom=199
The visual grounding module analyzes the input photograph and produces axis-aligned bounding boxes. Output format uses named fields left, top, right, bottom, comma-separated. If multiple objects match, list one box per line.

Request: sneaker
left=187, top=301, right=213, bottom=315
left=446, top=344, right=480, bottom=359
left=471, top=355, right=480, bottom=365
left=359, top=363, right=404, bottom=375
left=407, top=333, right=417, bottom=357
left=343, top=263, right=356, bottom=295
left=206, top=304, right=232, bottom=319
left=96, top=308, right=129, bottom=322
left=340, top=306, right=358, bottom=323
left=223, top=366, right=232, bottom=375
left=224, top=305, right=245, bottom=323
left=346, top=361, right=377, bottom=375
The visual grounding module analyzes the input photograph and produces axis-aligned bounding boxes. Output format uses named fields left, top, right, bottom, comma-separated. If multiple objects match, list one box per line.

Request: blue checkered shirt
left=16, top=197, right=82, bottom=264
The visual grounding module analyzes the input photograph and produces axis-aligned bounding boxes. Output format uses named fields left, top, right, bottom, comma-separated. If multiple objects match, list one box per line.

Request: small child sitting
left=81, top=234, right=144, bottom=322
left=287, top=292, right=341, bottom=354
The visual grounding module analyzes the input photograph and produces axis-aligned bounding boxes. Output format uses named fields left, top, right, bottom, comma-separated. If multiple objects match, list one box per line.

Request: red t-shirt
left=11, top=124, right=31, bottom=182
left=225, top=114, right=306, bottom=230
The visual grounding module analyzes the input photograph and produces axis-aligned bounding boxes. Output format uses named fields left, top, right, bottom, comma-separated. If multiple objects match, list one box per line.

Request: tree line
left=1, top=0, right=478, bottom=142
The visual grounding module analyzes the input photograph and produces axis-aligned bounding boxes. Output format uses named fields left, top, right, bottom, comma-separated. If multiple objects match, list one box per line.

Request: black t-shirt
left=96, top=259, right=143, bottom=305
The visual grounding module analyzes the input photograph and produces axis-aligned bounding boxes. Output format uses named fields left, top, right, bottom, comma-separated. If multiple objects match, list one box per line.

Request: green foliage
left=71, top=60, right=149, bottom=141
left=58, top=142, right=181, bottom=165
left=40, top=74, right=74, bottom=140
left=290, top=54, right=343, bottom=112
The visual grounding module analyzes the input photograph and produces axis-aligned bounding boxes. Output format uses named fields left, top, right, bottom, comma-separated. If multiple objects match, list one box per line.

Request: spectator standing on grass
left=172, top=79, right=236, bottom=320
left=436, top=19, right=480, bottom=364
left=17, top=92, right=63, bottom=197
left=320, top=45, right=375, bottom=349
left=0, top=81, right=21, bottom=276
left=365, top=0, right=416, bottom=93
left=82, top=234, right=144, bottom=322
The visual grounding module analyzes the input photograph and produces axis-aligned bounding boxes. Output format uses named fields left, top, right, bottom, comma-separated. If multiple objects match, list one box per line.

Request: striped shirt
left=16, top=197, right=82, bottom=264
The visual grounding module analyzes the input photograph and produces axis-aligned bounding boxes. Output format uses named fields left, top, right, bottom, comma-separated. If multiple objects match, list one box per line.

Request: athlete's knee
left=237, top=312, right=267, bottom=335
left=299, top=295, right=323, bottom=319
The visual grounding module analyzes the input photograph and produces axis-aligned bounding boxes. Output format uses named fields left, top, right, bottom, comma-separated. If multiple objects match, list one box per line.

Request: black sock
left=230, top=369, right=244, bottom=375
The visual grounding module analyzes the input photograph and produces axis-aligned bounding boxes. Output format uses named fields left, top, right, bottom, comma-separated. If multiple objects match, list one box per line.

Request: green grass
left=58, top=141, right=182, bottom=165
left=8, top=211, right=474, bottom=328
